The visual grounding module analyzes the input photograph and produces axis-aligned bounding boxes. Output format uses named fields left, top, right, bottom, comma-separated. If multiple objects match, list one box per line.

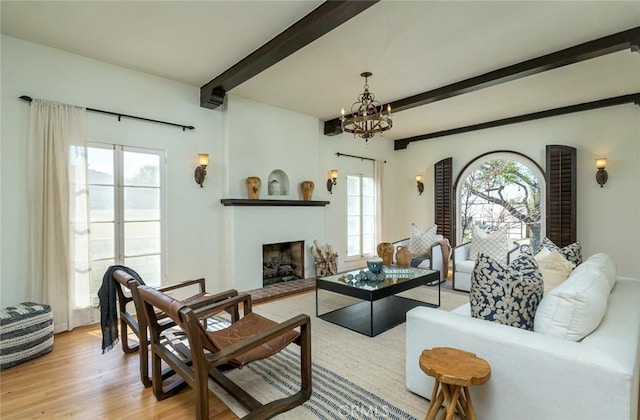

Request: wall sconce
left=416, top=174, right=424, bottom=195
left=595, top=157, right=608, bottom=188
left=327, top=169, right=338, bottom=194
left=194, top=153, right=209, bottom=187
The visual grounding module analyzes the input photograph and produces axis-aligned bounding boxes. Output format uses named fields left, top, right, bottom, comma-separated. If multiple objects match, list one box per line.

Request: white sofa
left=393, top=236, right=448, bottom=284
left=452, top=241, right=520, bottom=292
left=406, top=255, right=640, bottom=420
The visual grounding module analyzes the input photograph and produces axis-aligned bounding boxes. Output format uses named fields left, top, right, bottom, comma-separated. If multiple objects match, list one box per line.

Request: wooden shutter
left=434, top=157, right=453, bottom=244
left=546, top=145, right=576, bottom=246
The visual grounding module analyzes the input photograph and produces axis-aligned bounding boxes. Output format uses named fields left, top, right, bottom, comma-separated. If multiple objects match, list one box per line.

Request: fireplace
left=262, top=240, right=305, bottom=286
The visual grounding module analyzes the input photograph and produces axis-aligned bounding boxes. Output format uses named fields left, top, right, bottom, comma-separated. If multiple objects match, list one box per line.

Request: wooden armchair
left=137, top=285, right=312, bottom=420
left=112, top=270, right=237, bottom=387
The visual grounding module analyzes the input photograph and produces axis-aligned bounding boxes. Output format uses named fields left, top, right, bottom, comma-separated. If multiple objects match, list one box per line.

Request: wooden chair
left=137, top=285, right=312, bottom=419
left=112, top=270, right=238, bottom=387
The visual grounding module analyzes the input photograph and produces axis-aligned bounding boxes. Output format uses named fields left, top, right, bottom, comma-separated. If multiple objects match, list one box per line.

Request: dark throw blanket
left=97, top=265, right=145, bottom=353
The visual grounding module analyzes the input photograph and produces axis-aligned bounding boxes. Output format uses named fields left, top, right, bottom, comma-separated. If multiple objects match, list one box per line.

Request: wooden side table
left=419, top=347, right=491, bottom=420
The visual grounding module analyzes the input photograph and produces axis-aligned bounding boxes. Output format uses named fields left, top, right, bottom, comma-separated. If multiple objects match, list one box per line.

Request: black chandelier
left=340, top=72, right=392, bottom=141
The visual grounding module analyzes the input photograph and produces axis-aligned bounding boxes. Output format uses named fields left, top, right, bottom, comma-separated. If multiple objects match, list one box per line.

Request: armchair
left=137, top=285, right=312, bottom=419
left=112, top=270, right=237, bottom=387
left=393, top=236, right=451, bottom=284
left=452, top=242, right=521, bottom=292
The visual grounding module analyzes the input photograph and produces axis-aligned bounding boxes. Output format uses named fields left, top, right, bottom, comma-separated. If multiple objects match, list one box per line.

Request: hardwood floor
left=0, top=323, right=238, bottom=419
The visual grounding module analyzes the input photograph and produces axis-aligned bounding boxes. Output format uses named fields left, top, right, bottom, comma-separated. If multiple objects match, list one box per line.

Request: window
left=456, top=152, right=545, bottom=249
left=85, top=144, right=164, bottom=305
left=346, top=174, right=375, bottom=258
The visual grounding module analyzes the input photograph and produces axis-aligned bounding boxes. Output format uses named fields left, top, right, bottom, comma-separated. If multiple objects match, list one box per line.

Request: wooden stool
left=419, top=347, right=491, bottom=420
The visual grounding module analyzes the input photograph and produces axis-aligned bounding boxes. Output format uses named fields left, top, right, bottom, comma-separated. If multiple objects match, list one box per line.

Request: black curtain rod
left=19, top=95, right=195, bottom=131
left=336, top=152, right=386, bottom=163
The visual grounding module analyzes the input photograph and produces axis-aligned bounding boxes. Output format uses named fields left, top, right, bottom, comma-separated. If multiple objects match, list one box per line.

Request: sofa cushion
left=534, top=261, right=610, bottom=341
left=408, top=223, right=438, bottom=257
left=455, top=259, right=476, bottom=274
left=469, top=225, right=508, bottom=263
left=470, top=252, right=544, bottom=330
left=537, top=237, right=582, bottom=265
left=534, top=247, right=574, bottom=292
left=579, top=253, right=616, bottom=291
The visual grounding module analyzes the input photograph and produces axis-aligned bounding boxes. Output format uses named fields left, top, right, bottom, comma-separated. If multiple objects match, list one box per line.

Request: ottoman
left=0, top=302, right=54, bottom=370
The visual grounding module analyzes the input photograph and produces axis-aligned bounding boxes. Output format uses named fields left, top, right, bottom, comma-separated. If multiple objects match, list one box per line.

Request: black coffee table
left=315, top=266, right=440, bottom=337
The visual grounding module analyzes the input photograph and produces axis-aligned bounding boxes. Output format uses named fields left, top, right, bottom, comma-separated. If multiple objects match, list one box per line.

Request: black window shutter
left=434, top=157, right=453, bottom=244
left=546, top=145, right=577, bottom=246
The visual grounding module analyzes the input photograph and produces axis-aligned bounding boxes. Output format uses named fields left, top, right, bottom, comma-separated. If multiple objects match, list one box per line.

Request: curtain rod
left=336, top=152, right=386, bottom=163
left=19, top=95, right=195, bottom=131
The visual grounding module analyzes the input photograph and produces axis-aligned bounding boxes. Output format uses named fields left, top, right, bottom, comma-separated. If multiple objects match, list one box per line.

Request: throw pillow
left=470, top=251, right=544, bottom=331
left=468, top=225, right=509, bottom=263
left=534, top=248, right=575, bottom=292
left=538, top=237, right=582, bottom=266
left=408, top=223, right=438, bottom=257
left=534, top=262, right=610, bottom=341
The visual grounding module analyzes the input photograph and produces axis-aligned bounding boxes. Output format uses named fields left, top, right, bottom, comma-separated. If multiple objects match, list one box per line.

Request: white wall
left=392, top=105, right=640, bottom=277
left=1, top=35, right=226, bottom=306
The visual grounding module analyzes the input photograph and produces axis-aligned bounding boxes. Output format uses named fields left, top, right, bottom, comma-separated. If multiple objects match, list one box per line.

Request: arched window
left=455, top=151, right=545, bottom=249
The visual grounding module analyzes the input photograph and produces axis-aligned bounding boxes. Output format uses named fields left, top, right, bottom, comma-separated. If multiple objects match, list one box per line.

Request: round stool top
left=419, top=347, right=491, bottom=387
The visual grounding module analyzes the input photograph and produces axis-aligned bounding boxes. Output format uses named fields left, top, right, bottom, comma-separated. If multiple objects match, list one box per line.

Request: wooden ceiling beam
left=393, top=93, right=640, bottom=150
left=325, top=26, right=640, bottom=136
left=200, top=1, right=379, bottom=109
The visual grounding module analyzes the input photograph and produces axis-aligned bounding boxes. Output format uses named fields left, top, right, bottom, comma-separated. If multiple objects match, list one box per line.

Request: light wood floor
left=0, top=323, right=238, bottom=419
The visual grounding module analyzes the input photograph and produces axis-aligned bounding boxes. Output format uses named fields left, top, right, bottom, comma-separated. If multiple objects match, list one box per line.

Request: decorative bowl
left=367, top=257, right=383, bottom=274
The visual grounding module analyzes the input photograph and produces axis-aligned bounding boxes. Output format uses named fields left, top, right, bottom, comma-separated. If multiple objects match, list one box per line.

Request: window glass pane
left=90, top=222, right=115, bottom=260
left=362, top=197, right=375, bottom=216
left=87, top=259, right=115, bottom=307
left=124, top=187, right=160, bottom=221
left=362, top=215, right=374, bottom=236
left=124, top=151, right=160, bottom=187
left=125, top=254, right=161, bottom=287
left=89, top=185, right=114, bottom=222
left=347, top=236, right=360, bottom=257
left=124, top=221, right=161, bottom=256
left=347, top=197, right=361, bottom=216
left=362, top=177, right=374, bottom=195
left=347, top=176, right=360, bottom=195
left=87, top=147, right=114, bottom=184
left=347, top=215, right=361, bottom=236
left=362, top=234, right=374, bottom=255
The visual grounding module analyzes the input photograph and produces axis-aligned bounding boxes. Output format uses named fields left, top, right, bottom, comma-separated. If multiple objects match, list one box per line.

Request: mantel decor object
left=301, top=181, right=315, bottom=201
left=245, top=176, right=261, bottom=199
left=269, top=179, right=280, bottom=195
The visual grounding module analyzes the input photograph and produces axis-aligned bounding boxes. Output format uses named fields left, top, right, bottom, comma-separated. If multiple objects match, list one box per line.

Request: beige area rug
left=208, top=283, right=470, bottom=419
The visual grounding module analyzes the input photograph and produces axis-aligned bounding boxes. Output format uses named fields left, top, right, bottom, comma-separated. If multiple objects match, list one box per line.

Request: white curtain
left=28, top=99, right=93, bottom=333
left=374, top=159, right=385, bottom=244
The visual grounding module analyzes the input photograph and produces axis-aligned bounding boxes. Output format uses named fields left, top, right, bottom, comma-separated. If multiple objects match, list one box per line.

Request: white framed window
left=346, top=174, right=375, bottom=258
left=86, top=144, right=165, bottom=305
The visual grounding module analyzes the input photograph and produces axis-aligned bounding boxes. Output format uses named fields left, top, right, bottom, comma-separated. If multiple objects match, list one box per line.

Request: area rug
left=208, top=283, right=470, bottom=418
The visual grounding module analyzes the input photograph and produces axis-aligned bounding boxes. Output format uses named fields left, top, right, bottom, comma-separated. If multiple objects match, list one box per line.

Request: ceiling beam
left=393, top=93, right=640, bottom=150
left=325, top=26, right=640, bottom=135
left=200, top=1, right=379, bottom=109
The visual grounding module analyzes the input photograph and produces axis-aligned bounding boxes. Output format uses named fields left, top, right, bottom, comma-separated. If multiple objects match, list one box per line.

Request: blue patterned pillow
left=470, top=251, right=544, bottom=330
left=537, top=237, right=582, bottom=266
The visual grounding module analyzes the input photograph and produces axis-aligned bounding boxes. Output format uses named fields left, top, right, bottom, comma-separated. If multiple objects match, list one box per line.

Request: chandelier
left=340, top=72, right=392, bottom=141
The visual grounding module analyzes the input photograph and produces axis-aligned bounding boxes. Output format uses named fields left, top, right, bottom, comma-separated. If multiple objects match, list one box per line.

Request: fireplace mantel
left=220, top=199, right=330, bottom=207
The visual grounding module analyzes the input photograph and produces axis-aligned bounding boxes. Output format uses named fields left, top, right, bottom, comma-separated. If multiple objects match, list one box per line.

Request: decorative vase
left=396, top=245, right=412, bottom=268
left=269, top=179, right=280, bottom=195
left=367, top=256, right=383, bottom=274
left=245, top=176, right=261, bottom=199
left=301, top=181, right=314, bottom=201
left=377, top=242, right=394, bottom=266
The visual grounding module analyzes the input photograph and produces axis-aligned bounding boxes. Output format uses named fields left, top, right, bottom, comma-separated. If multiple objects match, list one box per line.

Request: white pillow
left=579, top=253, right=617, bottom=291
left=535, top=248, right=574, bottom=292
left=469, top=225, right=508, bottom=263
left=534, top=265, right=610, bottom=341
left=408, top=223, right=438, bottom=257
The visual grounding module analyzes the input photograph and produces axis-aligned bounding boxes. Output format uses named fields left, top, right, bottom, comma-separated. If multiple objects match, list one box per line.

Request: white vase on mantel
left=269, top=179, right=280, bottom=195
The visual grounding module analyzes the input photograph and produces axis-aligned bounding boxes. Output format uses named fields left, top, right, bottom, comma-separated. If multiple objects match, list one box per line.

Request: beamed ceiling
left=2, top=1, right=639, bottom=149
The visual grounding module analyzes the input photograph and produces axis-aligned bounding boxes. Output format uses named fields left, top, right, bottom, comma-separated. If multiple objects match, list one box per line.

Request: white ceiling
left=2, top=1, right=639, bottom=142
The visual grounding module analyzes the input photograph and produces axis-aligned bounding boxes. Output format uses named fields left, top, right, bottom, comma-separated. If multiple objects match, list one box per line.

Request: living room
left=1, top=1, right=639, bottom=419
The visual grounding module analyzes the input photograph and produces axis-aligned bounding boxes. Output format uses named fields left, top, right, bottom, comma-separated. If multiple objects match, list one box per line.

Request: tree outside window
left=459, top=156, right=543, bottom=250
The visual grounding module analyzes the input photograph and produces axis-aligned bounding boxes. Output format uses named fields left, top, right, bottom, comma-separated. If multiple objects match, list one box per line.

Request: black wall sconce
left=595, top=157, right=608, bottom=188
left=194, top=153, right=209, bottom=187
left=416, top=174, right=424, bottom=195
left=327, top=169, right=338, bottom=194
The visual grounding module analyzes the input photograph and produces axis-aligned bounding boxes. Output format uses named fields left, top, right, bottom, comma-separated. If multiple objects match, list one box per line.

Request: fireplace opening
left=262, top=240, right=304, bottom=287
